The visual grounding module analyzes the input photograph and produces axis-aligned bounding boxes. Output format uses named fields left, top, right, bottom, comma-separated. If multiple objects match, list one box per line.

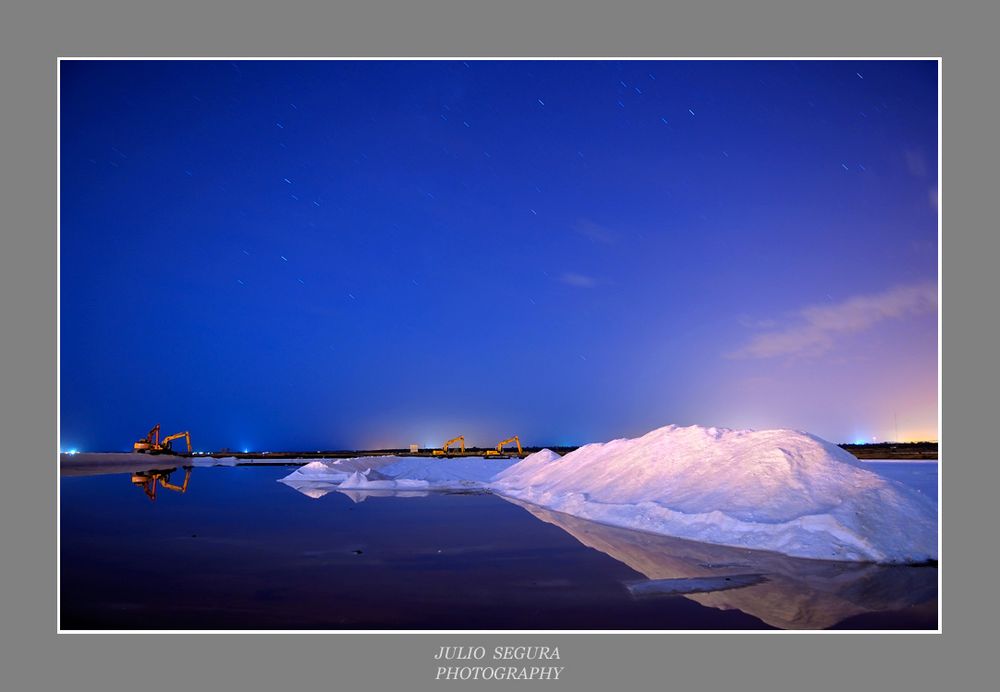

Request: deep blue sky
left=60, top=60, right=938, bottom=451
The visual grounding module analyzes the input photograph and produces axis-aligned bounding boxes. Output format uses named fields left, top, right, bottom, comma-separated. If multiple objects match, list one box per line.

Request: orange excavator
left=133, top=424, right=192, bottom=455
left=431, top=435, right=465, bottom=456
left=485, top=435, right=522, bottom=458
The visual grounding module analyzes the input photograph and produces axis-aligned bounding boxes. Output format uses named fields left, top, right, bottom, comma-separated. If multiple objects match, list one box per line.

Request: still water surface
left=60, top=462, right=937, bottom=630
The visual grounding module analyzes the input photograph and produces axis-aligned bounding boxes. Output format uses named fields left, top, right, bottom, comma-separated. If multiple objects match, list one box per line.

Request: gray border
left=3, top=1, right=995, bottom=691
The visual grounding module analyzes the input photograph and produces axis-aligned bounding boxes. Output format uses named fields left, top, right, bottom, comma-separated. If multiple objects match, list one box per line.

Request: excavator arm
left=160, top=431, right=192, bottom=454
left=496, top=436, right=522, bottom=455
left=159, top=466, right=192, bottom=493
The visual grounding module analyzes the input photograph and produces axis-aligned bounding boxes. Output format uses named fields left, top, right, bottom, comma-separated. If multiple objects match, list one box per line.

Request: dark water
left=60, top=463, right=937, bottom=630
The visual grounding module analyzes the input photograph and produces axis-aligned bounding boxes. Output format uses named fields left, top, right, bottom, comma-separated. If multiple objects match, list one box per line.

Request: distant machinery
left=486, top=435, right=522, bottom=458
left=431, top=435, right=465, bottom=456
left=133, top=424, right=192, bottom=454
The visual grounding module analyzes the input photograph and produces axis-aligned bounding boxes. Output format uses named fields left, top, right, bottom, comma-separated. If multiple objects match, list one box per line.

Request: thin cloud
left=903, top=148, right=930, bottom=178
left=728, top=281, right=937, bottom=359
left=737, top=314, right=778, bottom=330
left=573, top=219, right=616, bottom=244
left=559, top=272, right=597, bottom=288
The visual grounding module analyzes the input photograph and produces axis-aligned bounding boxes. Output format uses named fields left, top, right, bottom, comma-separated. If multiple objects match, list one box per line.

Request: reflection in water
left=130, top=467, right=193, bottom=502
left=276, top=479, right=936, bottom=628
left=278, top=478, right=444, bottom=503
left=337, top=489, right=430, bottom=503
left=60, top=460, right=936, bottom=629
left=278, top=479, right=339, bottom=499
left=503, top=497, right=937, bottom=629
left=627, top=573, right=769, bottom=596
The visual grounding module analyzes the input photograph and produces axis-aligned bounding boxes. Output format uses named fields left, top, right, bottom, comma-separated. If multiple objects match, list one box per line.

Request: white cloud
left=728, top=281, right=937, bottom=359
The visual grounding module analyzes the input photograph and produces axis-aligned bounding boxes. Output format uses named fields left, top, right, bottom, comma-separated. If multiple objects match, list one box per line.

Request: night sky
left=59, top=60, right=938, bottom=452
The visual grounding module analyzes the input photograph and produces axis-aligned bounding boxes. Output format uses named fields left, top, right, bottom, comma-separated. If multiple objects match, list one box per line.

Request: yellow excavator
left=131, top=466, right=192, bottom=502
left=133, top=424, right=193, bottom=455
left=485, top=435, right=522, bottom=458
left=431, top=435, right=465, bottom=456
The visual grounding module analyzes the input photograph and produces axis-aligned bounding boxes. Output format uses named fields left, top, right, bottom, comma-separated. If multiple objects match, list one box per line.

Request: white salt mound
left=279, top=455, right=518, bottom=490
left=339, top=469, right=430, bottom=490
left=492, top=425, right=937, bottom=564
left=373, top=455, right=518, bottom=487
left=274, top=427, right=935, bottom=563
left=280, top=456, right=403, bottom=484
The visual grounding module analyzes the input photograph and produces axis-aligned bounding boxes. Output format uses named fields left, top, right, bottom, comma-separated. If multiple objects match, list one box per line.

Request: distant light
left=243, top=449, right=249, bottom=453
left=68, top=448, right=78, bottom=455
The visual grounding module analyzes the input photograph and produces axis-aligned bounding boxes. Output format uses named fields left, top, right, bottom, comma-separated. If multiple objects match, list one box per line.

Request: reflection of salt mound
left=494, top=425, right=937, bottom=563
left=506, top=497, right=936, bottom=629
left=189, top=456, right=239, bottom=467
left=337, top=489, right=430, bottom=503
left=297, top=486, right=333, bottom=499
left=281, top=481, right=338, bottom=499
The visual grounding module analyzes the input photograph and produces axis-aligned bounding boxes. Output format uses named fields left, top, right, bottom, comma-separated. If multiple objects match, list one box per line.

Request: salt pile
left=275, top=425, right=936, bottom=563
left=492, top=425, right=937, bottom=563
left=280, top=455, right=519, bottom=491
left=339, top=469, right=431, bottom=490
left=280, top=456, right=402, bottom=484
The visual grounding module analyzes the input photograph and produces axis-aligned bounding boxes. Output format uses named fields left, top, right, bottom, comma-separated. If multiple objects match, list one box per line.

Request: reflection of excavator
left=431, top=435, right=465, bottom=456
left=130, top=466, right=192, bottom=502
left=133, top=424, right=192, bottom=454
left=486, top=435, right=522, bottom=458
